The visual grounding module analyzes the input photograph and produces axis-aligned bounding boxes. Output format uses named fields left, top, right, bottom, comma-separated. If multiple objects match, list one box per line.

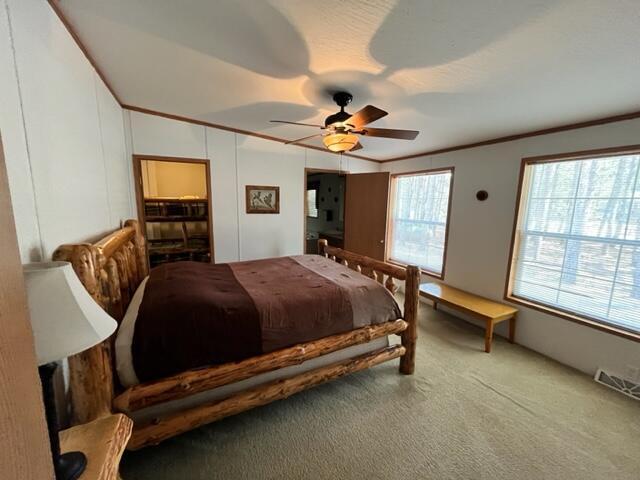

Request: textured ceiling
left=58, top=0, right=640, bottom=160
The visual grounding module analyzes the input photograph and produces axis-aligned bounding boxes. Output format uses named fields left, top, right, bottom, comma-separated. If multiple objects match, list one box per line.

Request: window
left=306, top=185, right=319, bottom=218
left=389, top=168, right=454, bottom=277
left=508, top=148, right=640, bottom=336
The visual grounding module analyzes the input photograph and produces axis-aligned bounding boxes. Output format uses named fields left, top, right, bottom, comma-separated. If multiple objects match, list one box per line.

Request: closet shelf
left=145, top=216, right=208, bottom=223
left=139, top=178, right=211, bottom=268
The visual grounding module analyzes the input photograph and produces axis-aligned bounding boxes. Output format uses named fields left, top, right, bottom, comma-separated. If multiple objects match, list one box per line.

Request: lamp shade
left=23, top=261, right=117, bottom=365
left=323, top=132, right=359, bottom=152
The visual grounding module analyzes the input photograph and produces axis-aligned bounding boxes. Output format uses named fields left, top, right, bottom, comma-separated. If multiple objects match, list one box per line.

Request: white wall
left=0, top=0, right=133, bottom=262
left=127, top=111, right=381, bottom=263
left=0, top=0, right=39, bottom=262
left=382, top=118, right=640, bottom=376
left=206, top=127, right=239, bottom=263
left=141, top=160, right=207, bottom=198
left=236, top=135, right=305, bottom=260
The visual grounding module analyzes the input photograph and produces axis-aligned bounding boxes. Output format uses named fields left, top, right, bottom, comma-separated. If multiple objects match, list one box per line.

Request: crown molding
left=122, top=105, right=377, bottom=161
left=378, top=109, right=640, bottom=163
left=48, top=0, right=640, bottom=166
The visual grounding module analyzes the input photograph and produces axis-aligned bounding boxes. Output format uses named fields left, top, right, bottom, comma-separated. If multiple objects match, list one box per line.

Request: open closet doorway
left=304, top=169, right=346, bottom=254
left=133, top=156, right=214, bottom=269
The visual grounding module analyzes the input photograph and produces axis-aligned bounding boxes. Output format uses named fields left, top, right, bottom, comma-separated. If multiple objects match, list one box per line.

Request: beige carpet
left=121, top=304, right=639, bottom=480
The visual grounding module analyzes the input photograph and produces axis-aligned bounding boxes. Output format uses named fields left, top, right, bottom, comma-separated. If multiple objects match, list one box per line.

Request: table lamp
left=23, top=261, right=118, bottom=480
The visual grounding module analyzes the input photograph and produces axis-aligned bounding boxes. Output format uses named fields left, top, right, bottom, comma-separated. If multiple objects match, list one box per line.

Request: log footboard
left=318, top=239, right=421, bottom=375
left=128, top=345, right=405, bottom=450
left=114, top=319, right=408, bottom=413
left=400, top=262, right=420, bottom=374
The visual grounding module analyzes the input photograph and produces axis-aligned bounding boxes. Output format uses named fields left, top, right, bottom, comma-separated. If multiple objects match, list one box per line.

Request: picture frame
left=246, top=185, right=280, bottom=214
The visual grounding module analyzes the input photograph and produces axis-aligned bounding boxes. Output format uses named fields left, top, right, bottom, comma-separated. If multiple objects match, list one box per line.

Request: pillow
left=115, top=276, right=149, bottom=387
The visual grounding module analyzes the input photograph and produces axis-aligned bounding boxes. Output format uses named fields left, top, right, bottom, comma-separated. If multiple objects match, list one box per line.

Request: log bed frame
left=53, top=220, right=421, bottom=450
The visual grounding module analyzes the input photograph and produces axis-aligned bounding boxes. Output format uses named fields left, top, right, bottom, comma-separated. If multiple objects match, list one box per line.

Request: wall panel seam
left=235, top=133, right=241, bottom=260
left=122, top=110, right=134, bottom=218
left=93, top=75, right=113, bottom=226
left=5, top=1, right=44, bottom=260
left=203, top=126, right=209, bottom=159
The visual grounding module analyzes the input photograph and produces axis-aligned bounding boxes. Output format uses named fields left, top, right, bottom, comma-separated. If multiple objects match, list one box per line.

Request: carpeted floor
left=121, top=303, right=639, bottom=480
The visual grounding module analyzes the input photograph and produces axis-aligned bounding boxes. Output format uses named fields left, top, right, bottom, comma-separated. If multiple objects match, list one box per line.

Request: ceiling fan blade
left=357, top=127, right=419, bottom=140
left=285, top=133, right=325, bottom=145
left=345, top=105, right=388, bottom=128
left=270, top=120, right=324, bottom=128
left=350, top=142, right=363, bottom=152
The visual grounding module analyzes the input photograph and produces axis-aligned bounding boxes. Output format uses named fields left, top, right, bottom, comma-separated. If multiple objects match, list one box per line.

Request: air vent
left=594, top=369, right=640, bottom=401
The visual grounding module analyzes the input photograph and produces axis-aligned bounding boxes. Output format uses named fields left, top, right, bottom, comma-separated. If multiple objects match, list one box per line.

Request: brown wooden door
left=344, top=172, right=390, bottom=261
left=0, top=135, right=54, bottom=478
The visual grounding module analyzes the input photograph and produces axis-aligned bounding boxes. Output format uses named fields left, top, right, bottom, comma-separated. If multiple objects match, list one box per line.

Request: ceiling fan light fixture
left=272, top=92, right=418, bottom=153
left=323, top=132, right=359, bottom=153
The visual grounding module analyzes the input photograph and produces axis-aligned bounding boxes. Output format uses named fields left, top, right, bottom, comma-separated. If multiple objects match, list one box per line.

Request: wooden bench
left=419, top=283, right=518, bottom=353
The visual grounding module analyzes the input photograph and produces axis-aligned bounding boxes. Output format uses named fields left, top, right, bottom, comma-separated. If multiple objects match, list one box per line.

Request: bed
left=53, top=220, right=420, bottom=450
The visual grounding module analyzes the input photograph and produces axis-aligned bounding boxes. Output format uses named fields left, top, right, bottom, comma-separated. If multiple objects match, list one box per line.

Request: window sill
left=505, top=294, right=640, bottom=343
left=387, top=258, right=444, bottom=280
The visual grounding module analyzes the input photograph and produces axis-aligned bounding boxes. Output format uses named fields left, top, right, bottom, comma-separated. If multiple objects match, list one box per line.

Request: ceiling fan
left=270, top=92, right=419, bottom=153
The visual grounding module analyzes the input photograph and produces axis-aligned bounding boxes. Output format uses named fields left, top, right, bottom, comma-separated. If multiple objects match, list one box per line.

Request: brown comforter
left=132, top=255, right=401, bottom=382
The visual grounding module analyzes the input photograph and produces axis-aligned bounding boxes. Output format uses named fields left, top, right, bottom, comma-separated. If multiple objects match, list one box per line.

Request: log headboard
left=53, top=219, right=147, bottom=423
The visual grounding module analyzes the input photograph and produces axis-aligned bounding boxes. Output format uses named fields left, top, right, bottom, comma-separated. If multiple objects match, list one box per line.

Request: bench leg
left=484, top=319, right=494, bottom=353
left=433, top=301, right=438, bottom=311
left=508, top=314, right=517, bottom=344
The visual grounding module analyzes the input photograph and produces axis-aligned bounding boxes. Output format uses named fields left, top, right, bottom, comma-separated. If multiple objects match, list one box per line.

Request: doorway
left=133, top=155, right=214, bottom=269
left=304, top=169, right=346, bottom=254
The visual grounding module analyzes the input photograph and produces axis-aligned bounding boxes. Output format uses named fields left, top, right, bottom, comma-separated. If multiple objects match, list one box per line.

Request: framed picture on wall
left=246, top=185, right=280, bottom=214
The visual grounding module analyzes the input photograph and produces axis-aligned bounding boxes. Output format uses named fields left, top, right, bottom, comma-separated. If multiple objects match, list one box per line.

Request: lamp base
left=38, top=363, right=88, bottom=480
left=55, top=451, right=87, bottom=480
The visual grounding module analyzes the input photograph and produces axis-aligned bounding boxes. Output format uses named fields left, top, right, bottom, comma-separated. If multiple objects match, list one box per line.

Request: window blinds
left=306, top=189, right=318, bottom=218
left=512, top=153, right=640, bottom=333
left=389, top=170, right=452, bottom=275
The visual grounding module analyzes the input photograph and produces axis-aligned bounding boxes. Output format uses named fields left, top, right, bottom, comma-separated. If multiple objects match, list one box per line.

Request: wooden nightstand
left=60, top=414, right=133, bottom=480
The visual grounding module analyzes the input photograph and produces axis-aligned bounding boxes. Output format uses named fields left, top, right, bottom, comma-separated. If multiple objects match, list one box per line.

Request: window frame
left=505, top=145, right=640, bottom=343
left=387, top=167, right=455, bottom=280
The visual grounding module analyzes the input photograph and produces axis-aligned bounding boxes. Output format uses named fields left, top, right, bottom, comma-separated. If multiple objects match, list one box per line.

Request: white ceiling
left=58, top=0, right=640, bottom=161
